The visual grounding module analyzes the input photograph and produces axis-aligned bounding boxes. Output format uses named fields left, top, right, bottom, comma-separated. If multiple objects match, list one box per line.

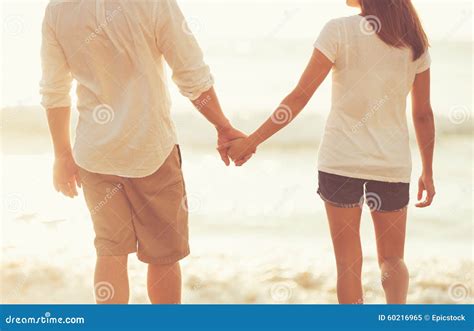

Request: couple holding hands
left=41, top=0, right=435, bottom=305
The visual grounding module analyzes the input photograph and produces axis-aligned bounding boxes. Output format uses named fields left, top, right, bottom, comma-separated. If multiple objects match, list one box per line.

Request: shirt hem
left=314, top=43, right=336, bottom=63
left=317, top=166, right=411, bottom=184
left=73, top=143, right=177, bottom=179
left=416, top=64, right=431, bottom=74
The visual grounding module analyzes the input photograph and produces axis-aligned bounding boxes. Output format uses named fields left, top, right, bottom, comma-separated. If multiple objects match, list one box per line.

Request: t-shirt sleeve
left=314, top=19, right=340, bottom=63
left=415, top=49, right=431, bottom=74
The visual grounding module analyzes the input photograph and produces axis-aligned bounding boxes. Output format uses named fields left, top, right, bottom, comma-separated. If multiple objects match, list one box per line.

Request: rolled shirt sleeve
left=155, top=0, right=214, bottom=101
left=39, top=4, right=73, bottom=109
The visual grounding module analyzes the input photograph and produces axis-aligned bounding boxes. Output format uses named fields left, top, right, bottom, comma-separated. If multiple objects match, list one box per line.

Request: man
left=40, top=0, right=245, bottom=304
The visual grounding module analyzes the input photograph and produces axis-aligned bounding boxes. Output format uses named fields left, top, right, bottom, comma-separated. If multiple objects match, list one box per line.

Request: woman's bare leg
left=371, top=208, right=409, bottom=304
left=324, top=203, right=364, bottom=304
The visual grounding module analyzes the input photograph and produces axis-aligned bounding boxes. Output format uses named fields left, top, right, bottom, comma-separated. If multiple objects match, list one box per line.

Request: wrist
left=422, top=169, right=433, bottom=178
left=248, top=133, right=262, bottom=150
left=215, top=120, right=232, bottom=133
left=55, top=148, right=73, bottom=160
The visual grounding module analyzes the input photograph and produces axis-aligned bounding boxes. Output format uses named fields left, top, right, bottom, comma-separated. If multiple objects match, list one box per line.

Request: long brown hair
left=359, top=0, right=429, bottom=60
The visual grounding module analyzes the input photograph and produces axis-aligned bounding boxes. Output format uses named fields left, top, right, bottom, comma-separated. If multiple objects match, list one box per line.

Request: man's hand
left=189, top=88, right=252, bottom=166
left=416, top=173, right=435, bottom=208
left=216, top=126, right=248, bottom=166
left=53, top=153, right=81, bottom=198
left=221, top=137, right=256, bottom=167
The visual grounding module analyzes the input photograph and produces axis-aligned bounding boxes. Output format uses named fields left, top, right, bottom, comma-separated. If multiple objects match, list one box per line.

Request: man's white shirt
left=40, top=0, right=214, bottom=177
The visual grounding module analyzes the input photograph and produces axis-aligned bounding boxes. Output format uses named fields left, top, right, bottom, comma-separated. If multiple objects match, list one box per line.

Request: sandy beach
left=1, top=121, right=472, bottom=304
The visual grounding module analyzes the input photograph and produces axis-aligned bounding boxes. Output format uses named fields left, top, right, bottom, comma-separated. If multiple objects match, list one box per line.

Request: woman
left=224, top=0, right=436, bottom=304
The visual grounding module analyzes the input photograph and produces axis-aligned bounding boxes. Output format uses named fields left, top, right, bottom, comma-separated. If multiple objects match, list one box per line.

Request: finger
left=415, top=199, right=427, bottom=208
left=58, top=186, right=70, bottom=198
left=415, top=195, right=431, bottom=208
left=76, top=175, right=82, bottom=189
left=243, top=154, right=253, bottom=162
left=417, top=183, right=424, bottom=201
left=239, top=154, right=253, bottom=164
left=218, top=142, right=234, bottom=150
left=217, top=148, right=230, bottom=166
left=69, top=179, right=78, bottom=196
left=425, top=190, right=436, bottom=207
left=59, top=183, right=74, bottom=198
left=53, top=178, right=60, bottom=192
left=75, top=168, right=82, bottom=189
left=235, top=154, right=252, bottom=167
left=65, top=185, right=74, bottom=198
left=218, top=139, right=244, bottom=150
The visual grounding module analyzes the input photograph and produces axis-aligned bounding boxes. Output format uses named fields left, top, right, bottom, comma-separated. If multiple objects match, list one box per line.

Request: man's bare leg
left=94, top=255, right=130, bottom=304
left=147, top=262, right=182, bottom=304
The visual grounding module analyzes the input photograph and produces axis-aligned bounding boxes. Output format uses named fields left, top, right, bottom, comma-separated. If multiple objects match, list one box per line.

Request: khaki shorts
left=78, top=146, right=189, bottom=265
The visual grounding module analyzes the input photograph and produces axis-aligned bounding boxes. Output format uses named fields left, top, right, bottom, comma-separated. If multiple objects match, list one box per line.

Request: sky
left=1, top=0, right=472, bottom=107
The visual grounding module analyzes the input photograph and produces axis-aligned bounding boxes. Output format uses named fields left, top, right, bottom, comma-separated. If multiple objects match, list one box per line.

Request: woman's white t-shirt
left=314, top=15, right=431, bottom=183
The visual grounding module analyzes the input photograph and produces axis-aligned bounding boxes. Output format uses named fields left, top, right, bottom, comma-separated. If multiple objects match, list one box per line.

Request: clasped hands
left=216, top=125, right=257, bottom=167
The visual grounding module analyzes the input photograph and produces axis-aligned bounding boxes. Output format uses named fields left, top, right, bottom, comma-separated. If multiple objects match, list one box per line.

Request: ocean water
left=2, top=0, right=472, bottom=114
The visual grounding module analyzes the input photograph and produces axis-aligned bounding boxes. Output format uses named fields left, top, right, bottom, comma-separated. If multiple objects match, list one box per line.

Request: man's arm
left=46, top=107, right=80, bottom=197
left=155, top=0, right=246, bottom=165
left=191, top=88, right=247, bottom=165
left=40, top=5, right=79, bottom=197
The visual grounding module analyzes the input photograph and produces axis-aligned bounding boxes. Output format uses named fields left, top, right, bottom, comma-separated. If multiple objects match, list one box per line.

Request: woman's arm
left=226, top=49, right=333, bottom=163
left=411, top=69, right=436, bottom=208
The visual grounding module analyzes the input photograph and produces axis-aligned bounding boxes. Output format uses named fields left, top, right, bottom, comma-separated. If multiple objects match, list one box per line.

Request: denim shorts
left=317, top=171, right=410, bottom=212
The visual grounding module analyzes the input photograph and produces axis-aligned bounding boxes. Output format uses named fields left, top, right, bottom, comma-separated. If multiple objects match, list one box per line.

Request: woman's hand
left=415, top=173, right=435, bottom=208
left=216, top=125, right=248, bottom=166
left=223, top=138, right=257, bottom=166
